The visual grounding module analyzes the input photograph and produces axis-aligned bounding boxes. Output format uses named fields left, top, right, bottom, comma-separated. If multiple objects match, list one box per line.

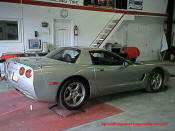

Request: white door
left=54, top=19, right=72, bottom=47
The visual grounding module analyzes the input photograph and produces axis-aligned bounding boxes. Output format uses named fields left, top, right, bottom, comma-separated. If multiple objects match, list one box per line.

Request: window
left=115, top=0, right=127, bottom=9
left=84, top=0, right=127, bottom=9
left=0, top=20, right=19, bottom=41
left=46, top=48, right=81, bottom=63
left=84, top=0, right=114, bottom=8
left=90, top=51, right=123, bottom=65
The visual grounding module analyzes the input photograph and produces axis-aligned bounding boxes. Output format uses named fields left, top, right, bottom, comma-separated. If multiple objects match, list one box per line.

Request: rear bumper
left=6, top=60, right=37, bottom=100
left=8, top=79, right=38, bottom=100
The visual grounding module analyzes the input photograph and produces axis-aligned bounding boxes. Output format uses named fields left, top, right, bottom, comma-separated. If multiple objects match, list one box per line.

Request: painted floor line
left=0, top=102, right=36, bottom=118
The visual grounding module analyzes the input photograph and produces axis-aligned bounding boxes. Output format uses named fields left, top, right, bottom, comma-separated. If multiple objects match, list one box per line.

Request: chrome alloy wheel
left=150, top=72, right=163, bottom=90
left=64, top=82, right=85, bottom=107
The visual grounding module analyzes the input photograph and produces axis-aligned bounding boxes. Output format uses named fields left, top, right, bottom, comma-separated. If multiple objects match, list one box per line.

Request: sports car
left=6, top=47, right=169, bottom=110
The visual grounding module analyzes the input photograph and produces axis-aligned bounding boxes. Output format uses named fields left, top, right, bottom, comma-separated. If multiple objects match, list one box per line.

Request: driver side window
left=89, top=51, right=123, bottom=65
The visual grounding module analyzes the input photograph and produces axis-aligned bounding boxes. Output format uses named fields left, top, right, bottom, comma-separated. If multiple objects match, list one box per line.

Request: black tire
left=146, top=69, right=164, bottom=92
left=59, top=78, right=89, bottom=110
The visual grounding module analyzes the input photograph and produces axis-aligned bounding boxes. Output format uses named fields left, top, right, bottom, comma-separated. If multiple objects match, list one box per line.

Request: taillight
left=26, top=69, right=32, bottom=78
left=19, top=67, right=25, bottom=75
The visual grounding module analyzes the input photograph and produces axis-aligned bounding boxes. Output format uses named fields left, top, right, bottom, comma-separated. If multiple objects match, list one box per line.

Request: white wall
left=108, top=22, right=128, bottom=46
left=127, top=17, right=165, bottom=61
left=22, top=4, right=118, bottom=49
left=0, top=2, right=117, bottom=53
left=0, top=2, right=167, bottom=61
left=107, top=17, right=165, bottom=61
left=0, top=2, right=24, bottom=53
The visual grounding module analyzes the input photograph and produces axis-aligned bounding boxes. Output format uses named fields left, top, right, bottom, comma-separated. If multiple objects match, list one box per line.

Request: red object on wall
left=1, top=53, right=25, bottom=60
left=125, top=47, right=140, bottom=59
left=74, top=25, right=78, bottom=36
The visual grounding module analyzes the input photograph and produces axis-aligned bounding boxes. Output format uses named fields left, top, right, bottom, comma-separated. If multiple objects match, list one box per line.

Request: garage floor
left=67, top=77, right=175, bottom=131
left=0, top=88, right=123, bottom=131
left=0, top=62, right=175, bottom=131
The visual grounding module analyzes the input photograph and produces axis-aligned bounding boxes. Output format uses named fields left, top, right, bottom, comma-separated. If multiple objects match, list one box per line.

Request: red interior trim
left=1, top=54, right=25, bottom=60
left=0, top=0, right=167, bottom=17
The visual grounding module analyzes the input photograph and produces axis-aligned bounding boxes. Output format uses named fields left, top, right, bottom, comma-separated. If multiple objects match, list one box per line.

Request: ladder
left=89, top=14, right=125, bottom=48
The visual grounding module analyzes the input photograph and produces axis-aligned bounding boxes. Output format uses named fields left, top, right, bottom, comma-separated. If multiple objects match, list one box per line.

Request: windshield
left=46, top=48, right=81, bottom=63
left=46, top=48, right=63, bottom=58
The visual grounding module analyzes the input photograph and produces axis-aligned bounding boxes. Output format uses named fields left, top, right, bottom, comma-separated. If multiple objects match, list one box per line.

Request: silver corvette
left=6, top=47, right=169, bottom=110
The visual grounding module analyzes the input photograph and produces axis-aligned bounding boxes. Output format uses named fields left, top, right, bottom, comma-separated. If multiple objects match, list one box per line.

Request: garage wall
left=126, top=17, right=165, bottom=61
left=23, top=4, right=119, bottom=49
left=107, top=17, right=165, bottom=61
left=0, top=2, right=24, bottom=53
left=172, top=2, right=175, bottom=47
left=0, top=1, right=167, bottom=61
left=0, top=2, right=118, bottom=53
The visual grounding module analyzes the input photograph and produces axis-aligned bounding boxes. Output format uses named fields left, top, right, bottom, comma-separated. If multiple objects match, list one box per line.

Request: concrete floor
left=0, top=61, right=175, bottom=131
left=0, top=77, right=174, bottom=131
left=66, top=77, right=175, bottom=131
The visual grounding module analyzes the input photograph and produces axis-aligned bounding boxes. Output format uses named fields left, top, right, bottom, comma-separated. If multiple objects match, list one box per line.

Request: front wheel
left=146, top=70, right=164, bottom=92
left=59, top=78, right=89, bottom=110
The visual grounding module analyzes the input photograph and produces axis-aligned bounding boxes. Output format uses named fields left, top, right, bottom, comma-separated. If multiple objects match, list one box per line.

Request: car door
left=89, top=51, right=144, bottom=95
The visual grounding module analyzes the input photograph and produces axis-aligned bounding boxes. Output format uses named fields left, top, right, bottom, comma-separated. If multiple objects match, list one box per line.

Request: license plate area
left=12, top=73, right=18, bottom=82
left=8, top=71, right=13, bottom=79
left=8, top=71, right=18, bottom=82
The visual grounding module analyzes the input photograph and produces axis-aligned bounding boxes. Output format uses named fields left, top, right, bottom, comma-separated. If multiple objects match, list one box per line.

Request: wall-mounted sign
left=42, top=22, right=49, bottom=27
left=35, top=0, right=83, bottom=6
left=128, top=0, right=143, bottom=10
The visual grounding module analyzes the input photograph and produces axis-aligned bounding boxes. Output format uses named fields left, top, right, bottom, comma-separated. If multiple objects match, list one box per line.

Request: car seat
left=64, top=54, right=72, bottom=63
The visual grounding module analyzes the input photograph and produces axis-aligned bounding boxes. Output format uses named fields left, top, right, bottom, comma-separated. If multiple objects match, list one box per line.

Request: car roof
left=49, top=46, right=130, bottom=65
left=62, top=46, right=106, bottom=51
left=56, top=46, right=106, bottom=65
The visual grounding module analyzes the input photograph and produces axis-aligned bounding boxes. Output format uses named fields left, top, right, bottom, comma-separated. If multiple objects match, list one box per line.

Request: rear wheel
left=59, top=78, right=89, bottom=110
left=146, top=70, right=164, bottom=92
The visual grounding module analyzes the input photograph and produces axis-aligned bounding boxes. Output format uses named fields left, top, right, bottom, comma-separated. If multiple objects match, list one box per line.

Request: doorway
left=54, top=19, right=73, bottom=48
